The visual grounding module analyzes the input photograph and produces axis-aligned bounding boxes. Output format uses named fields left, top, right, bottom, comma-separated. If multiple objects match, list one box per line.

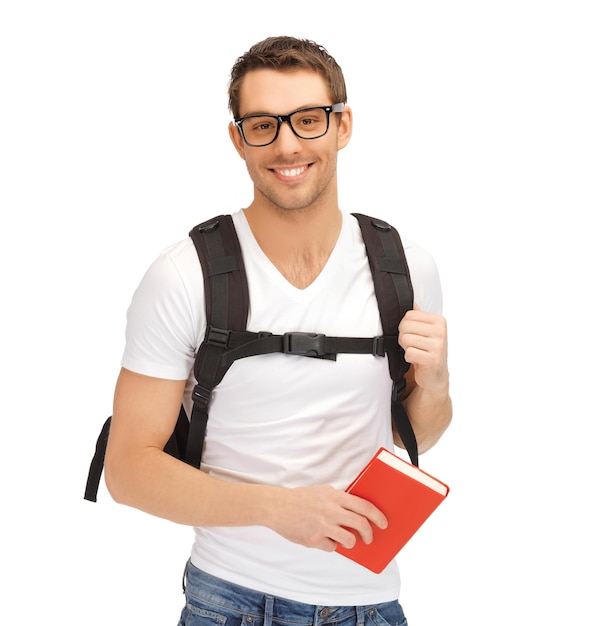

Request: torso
left=121, top=208, right=444, bottom=605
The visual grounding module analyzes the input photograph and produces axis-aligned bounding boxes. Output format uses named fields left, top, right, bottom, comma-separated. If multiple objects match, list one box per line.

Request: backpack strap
left=185, top=215, right=249, bottom=468
left=213, top=330, right=398, bottom=364
left=352, top=213, right=419, bottom=466
left=84, top=416, right=112, bottom=502
left=83, top=405, right=191, bottom=502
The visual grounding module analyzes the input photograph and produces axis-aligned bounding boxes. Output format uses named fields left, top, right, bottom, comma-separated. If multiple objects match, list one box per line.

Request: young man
left=105, top=36, right=451, bottom=625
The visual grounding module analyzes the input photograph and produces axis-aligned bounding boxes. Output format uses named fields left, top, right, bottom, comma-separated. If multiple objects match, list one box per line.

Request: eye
left=250, top=118, right=276, bottom=132
left=293, top=110, right=324, bottom=128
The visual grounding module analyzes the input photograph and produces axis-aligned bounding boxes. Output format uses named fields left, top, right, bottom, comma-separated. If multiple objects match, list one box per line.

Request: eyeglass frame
left=234, top=103, right=346, bottom=147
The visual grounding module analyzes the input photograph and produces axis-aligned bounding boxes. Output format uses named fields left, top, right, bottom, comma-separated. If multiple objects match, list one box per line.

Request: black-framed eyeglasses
left=234, top=103, right=345, bottom=147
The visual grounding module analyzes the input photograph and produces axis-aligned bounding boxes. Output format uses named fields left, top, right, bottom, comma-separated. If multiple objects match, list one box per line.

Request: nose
left=273, top=119, right=302, bottom=152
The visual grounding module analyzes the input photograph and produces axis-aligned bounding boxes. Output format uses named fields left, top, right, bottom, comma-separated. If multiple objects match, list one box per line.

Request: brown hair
left=228, top=36, right=347, bottom=118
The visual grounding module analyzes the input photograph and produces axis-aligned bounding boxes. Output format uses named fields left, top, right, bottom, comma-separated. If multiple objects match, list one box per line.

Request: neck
left=244, top=204, right=343, bottom=289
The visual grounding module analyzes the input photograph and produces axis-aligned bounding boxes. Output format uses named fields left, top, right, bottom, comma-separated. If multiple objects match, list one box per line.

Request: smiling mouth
left=272, top=165, right=309, bottom=178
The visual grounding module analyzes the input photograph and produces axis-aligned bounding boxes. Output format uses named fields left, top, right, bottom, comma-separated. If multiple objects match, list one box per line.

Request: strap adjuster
left=204, top=326, right=231, bottom=348
left=192, top=384, right=212, bottom=406
left=372, top=336, right=385, bottom=356
left=282, top=332, right=326, bottom=357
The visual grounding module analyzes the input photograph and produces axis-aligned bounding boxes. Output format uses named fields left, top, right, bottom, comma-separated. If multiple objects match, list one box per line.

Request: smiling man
left=231, top=70, right=347, bottom=214
left=104, top=36, right=451, bottom=626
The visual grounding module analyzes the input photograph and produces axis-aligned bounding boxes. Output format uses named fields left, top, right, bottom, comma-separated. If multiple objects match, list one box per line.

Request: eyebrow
left=238, top=103, right=330, bottom=118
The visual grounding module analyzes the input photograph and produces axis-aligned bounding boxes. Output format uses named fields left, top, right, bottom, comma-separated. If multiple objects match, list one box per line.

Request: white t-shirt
left=122, top=210, right=443, bottom=605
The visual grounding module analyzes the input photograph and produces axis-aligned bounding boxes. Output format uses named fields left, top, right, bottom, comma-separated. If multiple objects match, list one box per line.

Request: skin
left=105, top=68, right=451, bottom=552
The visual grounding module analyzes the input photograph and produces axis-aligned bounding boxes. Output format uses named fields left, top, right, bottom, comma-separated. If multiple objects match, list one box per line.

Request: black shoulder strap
left=83, top=215, right=248, bottom=501
left=185, top=215, right=249, bottom=468
left=352, top=213, right=419, bottom=466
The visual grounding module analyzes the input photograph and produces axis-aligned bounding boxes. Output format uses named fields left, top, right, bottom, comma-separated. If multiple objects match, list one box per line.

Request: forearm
left=105, top=446, right=388, bottom=552
left=105, top=448, right=281, bottom=528
left=401, top=378, right=452, bottom=455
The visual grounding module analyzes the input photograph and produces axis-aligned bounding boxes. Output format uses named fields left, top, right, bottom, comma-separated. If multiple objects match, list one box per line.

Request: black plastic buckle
left=192, top=384, right=212, bottom=407
left=204, top=326, right=231, bottom=348
left=282, top=332, right=326, bottom=357
left=372, top=336, right=385, bottom=356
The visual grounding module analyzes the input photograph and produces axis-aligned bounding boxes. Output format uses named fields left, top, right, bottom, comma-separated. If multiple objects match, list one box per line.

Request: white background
left=1, top=1, right=607, bottom=624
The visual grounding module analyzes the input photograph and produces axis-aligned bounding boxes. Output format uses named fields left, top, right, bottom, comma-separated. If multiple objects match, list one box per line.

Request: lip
left=271, top=163, right=310, bottom=183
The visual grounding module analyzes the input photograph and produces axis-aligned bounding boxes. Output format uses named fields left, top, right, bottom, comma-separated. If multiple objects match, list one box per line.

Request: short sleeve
left=121, top=239, right=204, bottom=380
left=402, top=239, right=443, bottom=315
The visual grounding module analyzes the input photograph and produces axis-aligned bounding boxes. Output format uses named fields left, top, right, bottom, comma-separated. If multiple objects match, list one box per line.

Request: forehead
left=239, top=69, right=332, bottom=116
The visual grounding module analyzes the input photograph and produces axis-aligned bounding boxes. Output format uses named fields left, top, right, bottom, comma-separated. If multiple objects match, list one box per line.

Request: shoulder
left=132, top=237, right=202, bottom=306
left=151, top=237, right=200, bottom=281
left=400, top=236, right=443, bottom=315
left=129, top=236, right=204, bottom=334
left=122, top=236, right=204, bottom=379
left=400, top=235, right=439, bottom=276
left=347, top=214, right=443, bottom=315
left=137, top=209, right=245, bottom=307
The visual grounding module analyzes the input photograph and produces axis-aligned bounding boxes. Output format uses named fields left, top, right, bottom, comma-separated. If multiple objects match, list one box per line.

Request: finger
left=401, top=307, right=445, bottom=327
left=344, top=514, right=375, bottom=545
left=399, top=322, right=441, bottom=344
left=402, top=345, right=432, bottom=366
left=316, top=537, right=339, bottom=553
left=403, top=336, right=445, bottom=360
left=350, top=493, right=388, bottom=529
left=400, top=313, right=430, bottom=333
left=330, top=525, right=359, bottom=550
left=341, top=495, right=388, bottom=541
left=331, top=517, right=374, bottom=549
left=399, top=331, right=435, bottom=358
left=400, top=319, right=447, bottom=348
left=400, top=331, right=437, bottom=350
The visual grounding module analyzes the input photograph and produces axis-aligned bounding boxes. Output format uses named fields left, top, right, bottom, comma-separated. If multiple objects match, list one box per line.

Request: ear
left=337, top=105, right=353, bottom=151
left=228, top=121, right=246, bottom=160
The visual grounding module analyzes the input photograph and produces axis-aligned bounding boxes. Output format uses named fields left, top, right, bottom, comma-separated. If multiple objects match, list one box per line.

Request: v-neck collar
left=233, top=210, right=348, bottom=302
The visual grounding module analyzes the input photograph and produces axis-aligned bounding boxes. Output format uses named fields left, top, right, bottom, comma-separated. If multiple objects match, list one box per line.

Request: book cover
left=335, top=447, right=449, bottom=573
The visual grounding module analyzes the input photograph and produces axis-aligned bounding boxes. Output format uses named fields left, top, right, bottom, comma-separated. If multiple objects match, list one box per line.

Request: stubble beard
left=247, top=154, right=338, bottom=213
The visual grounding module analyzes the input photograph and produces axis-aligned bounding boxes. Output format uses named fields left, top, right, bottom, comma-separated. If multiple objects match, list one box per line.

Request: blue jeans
left=178, top=562, right=408, bottom=626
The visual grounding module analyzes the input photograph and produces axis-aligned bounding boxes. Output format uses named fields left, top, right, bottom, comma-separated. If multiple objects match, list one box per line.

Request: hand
left=398, top=303, right=448, bottom=393
left=268, top=484, right=388, bottom=552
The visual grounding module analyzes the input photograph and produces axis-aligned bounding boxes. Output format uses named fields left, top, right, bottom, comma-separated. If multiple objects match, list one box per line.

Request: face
left=229, top=69, right=352, bottom=213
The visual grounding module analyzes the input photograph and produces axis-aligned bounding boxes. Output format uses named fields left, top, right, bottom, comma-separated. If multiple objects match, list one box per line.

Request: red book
left=336, top=447, right=449, bottom=573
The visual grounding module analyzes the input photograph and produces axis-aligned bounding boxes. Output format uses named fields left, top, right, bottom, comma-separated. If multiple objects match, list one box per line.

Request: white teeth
left=276, top=166, right=306, bottom=177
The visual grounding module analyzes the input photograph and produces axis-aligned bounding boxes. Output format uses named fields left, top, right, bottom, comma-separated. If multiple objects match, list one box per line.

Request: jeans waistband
left=183, top=561, right=372, bottom=626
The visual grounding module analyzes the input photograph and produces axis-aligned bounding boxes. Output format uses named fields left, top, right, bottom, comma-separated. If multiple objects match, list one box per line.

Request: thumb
left=413, top=302, right=420, bottom=311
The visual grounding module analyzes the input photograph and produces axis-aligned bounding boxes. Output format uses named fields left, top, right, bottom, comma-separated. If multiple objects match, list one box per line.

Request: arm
left=394, top=304, right=452, bottom=454
left=104, top=367, right=388, bottom=550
